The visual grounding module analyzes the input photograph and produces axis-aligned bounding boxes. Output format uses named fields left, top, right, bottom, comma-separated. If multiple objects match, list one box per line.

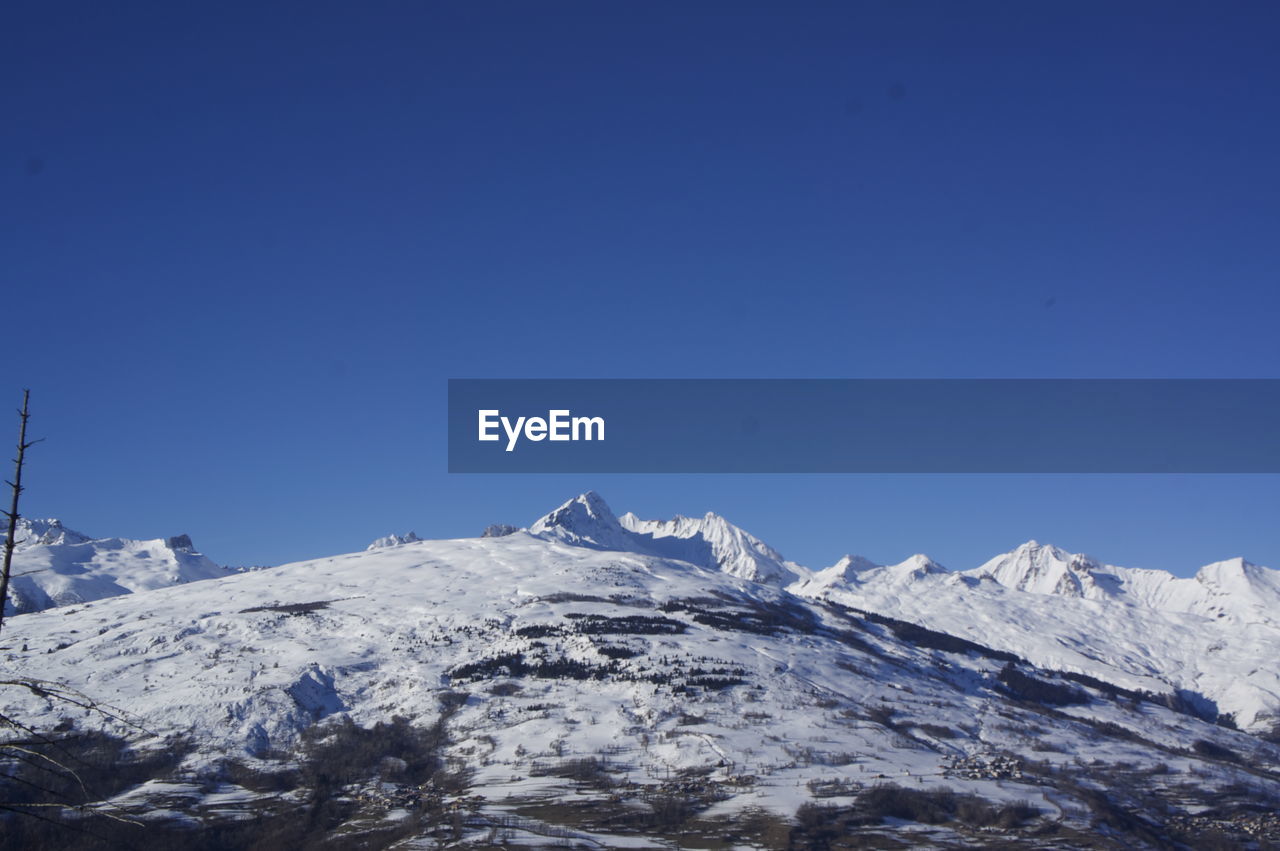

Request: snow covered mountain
left=806, top=553, right=881, bottom=585
left=800, top=553, right=947, bottom=592
left=529, top=491, right=803, bottom=583
left=366, top=531, right=422, bottom=550
left=964, top=540, right=1280, bottom=628
left=969, top=540, right=1113, bottom=599
left=528, top=503, right=1280, bottom=734
left=2, top=494, right=1277, bottom=848
left=618, top=508, right=801, bottom=583
left=7, top=517, right=91, bottom=548
left=527, top=490, right=641, bottom=552
left=2, top=518, right=232, bottom=616
left=794, top=540, right=1280, bottom=734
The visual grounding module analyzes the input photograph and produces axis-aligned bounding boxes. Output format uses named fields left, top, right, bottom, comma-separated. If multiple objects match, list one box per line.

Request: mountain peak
left=167, top=534, right=195, bottom=551
left=1012, top=539, right=1070, bottom=559
left=11, top=517, right=91, bottom=549
left=802, top=554, right=880, bottom=589
left=968, top=541, right=1104, bottom=598
left=531, top=495, right=797, bottom=584
left=836, top=553, right=881, bottom=571
left=1194, top=557, right=1279, bottom=602
left=367, top=531, right=423, bottom=550
left=1196, top=556, right=1252, bottom=578
left=575, top=490, right=614, bottom=515
left=894, top=553, right=946, bottom=575
left=532, top=491, right=617, bottom=528
left=529, top=492, right=633, bottom=551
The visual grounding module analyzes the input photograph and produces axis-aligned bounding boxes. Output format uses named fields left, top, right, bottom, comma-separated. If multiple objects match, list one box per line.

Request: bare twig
left=0, top=681, right=157, bottom=737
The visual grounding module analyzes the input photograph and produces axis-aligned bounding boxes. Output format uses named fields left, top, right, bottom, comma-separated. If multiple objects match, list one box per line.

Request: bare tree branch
left=0, top=680, right=156, bottom=737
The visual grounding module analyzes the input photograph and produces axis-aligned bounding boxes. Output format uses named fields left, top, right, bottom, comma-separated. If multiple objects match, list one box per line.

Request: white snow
left=367, top=531, right=423, bottom=550
left=3, top=517, right=233, bottom=616
left=2, top=492, right=1276, bottom=833
left=526, top=491, right=804, bottom=583
left=793, top=540, right=1280, bottom=731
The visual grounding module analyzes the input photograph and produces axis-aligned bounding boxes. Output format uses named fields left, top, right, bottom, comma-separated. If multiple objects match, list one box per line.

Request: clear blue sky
left=4, top=2, right=1278, bottom=575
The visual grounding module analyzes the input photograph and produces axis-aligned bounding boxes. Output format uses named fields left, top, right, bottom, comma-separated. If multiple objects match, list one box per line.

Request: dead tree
left=0, top=391, right=147, bottom=835
left=0, top=389, right=40, bottom=640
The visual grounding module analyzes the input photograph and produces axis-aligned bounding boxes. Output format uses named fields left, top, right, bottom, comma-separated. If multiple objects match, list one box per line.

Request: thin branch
left=0, top=802, right=142, bottom=843
left=0, top=713, right=101, bottom=775
left=0, top=679, right=156, bottom=736
left=3, top=744, right=92, bottom=791
left=1, top=706, right=138, bottom=793
left=0, top=768, right=68, bottom=799
left=0, top=803, right=84, bottom=830
left=12, top=567, right=48, bottom=577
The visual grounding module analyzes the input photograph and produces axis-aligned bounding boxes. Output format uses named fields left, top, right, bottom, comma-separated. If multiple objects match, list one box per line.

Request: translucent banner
left=447, top=379, right=1280, bottom=473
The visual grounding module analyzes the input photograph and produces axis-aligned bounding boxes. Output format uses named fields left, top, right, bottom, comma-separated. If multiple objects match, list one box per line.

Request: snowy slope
left=2, top=517, right=232, bottom=616
left=795, top=542, right=1280, bottom=732
left=4, top=527, right=1271, bottom=813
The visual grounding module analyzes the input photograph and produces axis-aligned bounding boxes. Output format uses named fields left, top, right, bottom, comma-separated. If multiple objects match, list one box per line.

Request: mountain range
left=2, top=493, right=1277, bottom=848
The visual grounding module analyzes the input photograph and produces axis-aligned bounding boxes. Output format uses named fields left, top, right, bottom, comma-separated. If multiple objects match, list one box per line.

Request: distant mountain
left=795, top=539, right=1280, bottom=732
left=526, top=495, right=1280, bottom=732
left=527, top=490, right=639, bottom=552
left=366, top=531, right=423, bottom=550
left=968, top=540, right=1112, bottom=599
left=799, top=553, right=946, bottom=592
left=805, top=553, right=881, bottom=586
left=618, top=508, right=801, bottom=583
left=964, top=540, right=1280, bottom=627
left=2, top=517, right=231, bottom=616
left=529, top=491, right=803, bottom=583
left=8, top=517, right=91, bottom=548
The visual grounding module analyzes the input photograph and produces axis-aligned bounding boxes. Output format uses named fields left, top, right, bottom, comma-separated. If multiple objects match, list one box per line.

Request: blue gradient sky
left=5, top=3, right=1278, bottom=574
